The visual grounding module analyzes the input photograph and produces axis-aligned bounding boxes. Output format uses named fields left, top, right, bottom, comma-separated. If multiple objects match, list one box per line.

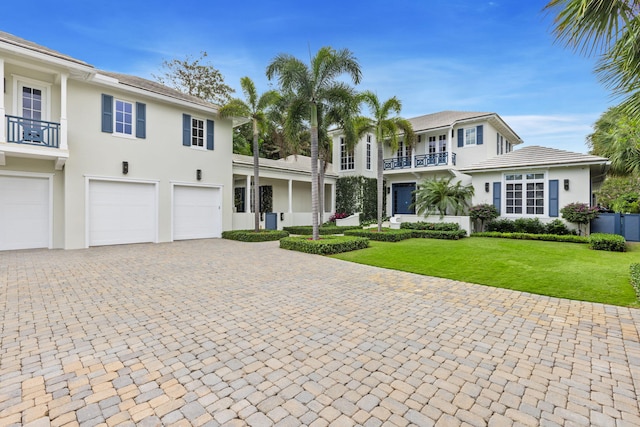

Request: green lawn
left=331, top=237, right=640, bottom=307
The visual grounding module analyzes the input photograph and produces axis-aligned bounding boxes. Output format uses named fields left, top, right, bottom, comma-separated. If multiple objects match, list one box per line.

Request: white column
left=331, top=183, right=336, bottom=213
left=59, top=73, right=68, bottom=150
left=0, top=58, right=5, bottom=143
left=447, top=127, right=453, bottom=166
left=288, top=179, right=293, bottom=213
left=245, top=175, right=251, bottom=213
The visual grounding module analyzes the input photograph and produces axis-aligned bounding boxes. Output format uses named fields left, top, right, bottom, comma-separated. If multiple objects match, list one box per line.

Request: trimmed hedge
left=400, top=222, right=460, bottom=231
left=344, top=228, right=414, bottom=242
left=631, top=264, right=640, bottom=299
left=279, top=235, right=369, bottom=254
left=473, top=232, right=589, bottom=244
left=222, top=229, right=289, bottom=242
left=412, top=229, right=467, bottom=240
left=588, top=233, right=627, bottom=252
left=283, top=225, right=362, bottom=235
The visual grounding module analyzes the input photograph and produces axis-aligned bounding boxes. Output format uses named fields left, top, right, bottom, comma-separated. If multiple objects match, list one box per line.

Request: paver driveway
left=1, top=239, right=640, bottom=427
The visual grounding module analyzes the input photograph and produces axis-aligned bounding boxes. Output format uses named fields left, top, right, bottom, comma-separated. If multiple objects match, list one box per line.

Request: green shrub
left=545, top=219, right=574, bottom=235
left=412, top=229, right=467, bottom=240
left=630, top=264, right=640, bottom=299
left=486, top=218, right=517, bottom=233
left=588, top=233, right=626, bottom=252
left=279, top=235, right=369, bottom=254
left=222, top=229, right=289, bottom=242
left=344, top=228, right=414, bottom=242
left=473, top=232, right=589, bottom=244
left=400, top=222, right=459, bottom=231
left=513, top=218, right=546, bottom=234
left=469, top=204, right=499, bottom=231
left=283, top=225, right=362, bottom=235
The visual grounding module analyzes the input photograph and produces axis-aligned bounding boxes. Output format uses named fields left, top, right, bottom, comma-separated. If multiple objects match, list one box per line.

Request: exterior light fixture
left=485, top=182, right=490, bottom=193
left=564, top=179, right=569, bottom=191
left=197, top=169, right=202, bottom=181
left=122, top=161, right=128, bottom=175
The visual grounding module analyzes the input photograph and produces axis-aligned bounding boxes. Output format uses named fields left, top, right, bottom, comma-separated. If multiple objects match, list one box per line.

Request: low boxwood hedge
left=400, top=222, right=460, bottom=231
left=631, top=264, right=640, bottom=299
left=412, top=229, right=467, bottom=240
left=472, top=232, right=588, bottom=244
left=344, top=228, right=414, bottom=242
left=588, top=233, right=627, bottom=252
left=222, top=229, right=289, bottom=242
left=279, top=235, right=369, bottom=254
left=283, top=225, right=362, bottom=235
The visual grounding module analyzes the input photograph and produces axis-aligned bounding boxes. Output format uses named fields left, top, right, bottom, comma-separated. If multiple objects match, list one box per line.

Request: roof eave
left=460, top=159, right=610, bottom=173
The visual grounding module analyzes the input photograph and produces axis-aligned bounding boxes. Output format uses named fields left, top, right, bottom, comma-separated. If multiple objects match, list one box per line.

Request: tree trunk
left=252, top=119, right=260, bottom=232
left=377, top=140, right=384, bottom=233
left=310, top=104, right=319, bottom=240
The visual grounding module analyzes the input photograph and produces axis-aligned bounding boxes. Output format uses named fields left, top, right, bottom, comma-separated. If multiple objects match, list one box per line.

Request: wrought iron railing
left=384, top=152, right=456, bottom=170
left=6, top=115, right=60, bottom=148
left=383, top=156, right=412, bottom=170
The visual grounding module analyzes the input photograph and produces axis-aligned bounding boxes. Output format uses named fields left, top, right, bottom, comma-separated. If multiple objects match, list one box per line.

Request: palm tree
left=354, top=91, right=415, bottom=232
left=588, top=105, right=640, bottom=176
left=413, top=176, right=475, bottom=218
left=266, top=47, right=362, bottom=240
left=219, top=77, right=279, bottom=232
left=544, top=0, right=640, bottom=115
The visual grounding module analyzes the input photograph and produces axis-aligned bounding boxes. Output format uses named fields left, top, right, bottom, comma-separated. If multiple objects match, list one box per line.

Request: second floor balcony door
left=21, top=85, right=45, bottom=121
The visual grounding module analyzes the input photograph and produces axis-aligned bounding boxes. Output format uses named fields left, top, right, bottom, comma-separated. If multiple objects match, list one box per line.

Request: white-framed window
left=340, top=137, right=354, bottom=170
left=505, top=173, right=545, bottom=215
left=14, top=77, right=51, bottom=122
left=366, top=135, right=371, bottom=170
left=115, top=99, right=133, bottom=135
left=191, top=117, right=205, bottom=148
left=428, top=136, right=436, bottom=154
left=465, top=128, right=476, bottom=145
left=438, top=134, right=446, bottom=152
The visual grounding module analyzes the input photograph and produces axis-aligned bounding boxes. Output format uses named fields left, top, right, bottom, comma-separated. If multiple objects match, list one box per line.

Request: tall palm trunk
left=377, top=140, right=384, bottom=232
left=252, top=119, right=260, bottom=232
left=310, top=104, right=319, bottom=240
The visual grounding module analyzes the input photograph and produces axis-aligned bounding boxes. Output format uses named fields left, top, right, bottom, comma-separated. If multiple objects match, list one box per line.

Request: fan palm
left=219, top=77, right=279, bottom=232
left=266, top=47, right=362, bottom=240
left=354, top=91, right=415, bottom=232
left=413, top=176, right=475, bottom=218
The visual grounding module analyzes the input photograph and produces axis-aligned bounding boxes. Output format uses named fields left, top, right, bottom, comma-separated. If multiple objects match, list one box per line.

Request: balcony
left=384, top=152, right=456, bottom=170
left=6, top=115, right=60, bottom=148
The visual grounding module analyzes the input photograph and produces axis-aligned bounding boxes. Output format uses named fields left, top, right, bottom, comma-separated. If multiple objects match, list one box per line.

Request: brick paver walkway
left=1, top=239, right=640, bottom=426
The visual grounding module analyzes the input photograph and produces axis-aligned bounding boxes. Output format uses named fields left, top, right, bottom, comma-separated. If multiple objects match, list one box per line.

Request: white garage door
left=0, top=175, right=50, bottom=251
left=173, top=185, right=221, bottom=240
left=88, top=180, right=156, bottom=246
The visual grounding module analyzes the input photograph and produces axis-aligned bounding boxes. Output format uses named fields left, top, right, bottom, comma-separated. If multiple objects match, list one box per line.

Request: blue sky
left=4, top=0, right=615, bottom=153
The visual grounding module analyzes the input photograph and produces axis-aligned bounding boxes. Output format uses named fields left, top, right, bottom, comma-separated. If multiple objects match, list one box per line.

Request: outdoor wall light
left=485, top=182, right=490, bottom=193
left=280, top=212, right=284, bottom=221
left=386, top=187, right=391, bottom=194
left=122, top=161, right=128, bottom=175
left=564, top=179, right=570, bottom=191
left=197, top=169, right=202, bottom=181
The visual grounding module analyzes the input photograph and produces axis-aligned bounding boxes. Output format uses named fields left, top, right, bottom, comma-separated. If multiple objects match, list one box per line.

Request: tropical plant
left=595, top=175, right=640, bottom=209
left=354, top=91, right=415, bottom=232
left=469, top=203, right=499, bottom=232
left=413, top=176, right=474, bottom=218
left=154, top=52, right=234, bottom=105
left=266, top=47, right=362, bottom=240
left=219, top=77, right=279, bottom=232
left=544, top=0, right=640, bottom=116
left=587, top=106, right=640, bottom=176
left=560, top=202, right=600, bottom=235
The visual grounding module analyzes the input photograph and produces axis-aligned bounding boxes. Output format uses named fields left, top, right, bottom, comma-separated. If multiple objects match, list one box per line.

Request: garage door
left=88, top=180, right=156, bottom=246
left=173, top=185, right=221, bottom=240
left=0, top=175, right=50, bottom=251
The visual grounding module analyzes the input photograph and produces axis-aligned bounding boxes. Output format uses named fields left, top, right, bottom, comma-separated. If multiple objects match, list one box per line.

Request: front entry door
left=393, top=183, right=416, bottom=215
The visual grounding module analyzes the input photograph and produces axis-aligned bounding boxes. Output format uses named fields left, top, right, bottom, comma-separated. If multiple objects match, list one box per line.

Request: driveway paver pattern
left=1, top=239, right=640, bottom=427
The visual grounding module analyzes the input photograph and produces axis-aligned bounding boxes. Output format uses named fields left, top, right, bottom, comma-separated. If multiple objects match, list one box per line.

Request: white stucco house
left=0, top=31, right=330, bottom=251
left=331, top=111, right=609, bottom=226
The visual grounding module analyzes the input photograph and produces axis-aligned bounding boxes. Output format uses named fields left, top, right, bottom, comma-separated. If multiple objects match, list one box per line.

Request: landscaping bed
left=280, top=235, right=369, bottom=254
left=222, top=229, right=289, bottom=242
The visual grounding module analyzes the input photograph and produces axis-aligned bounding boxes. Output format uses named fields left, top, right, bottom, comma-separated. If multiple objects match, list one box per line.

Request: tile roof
left=0, top=31, right=92, bottom=67
left=408, top=111, right=494, bottom=131
left=459, top=145, right=609, bottom=172
left=99, top=71, right=217, bottom=109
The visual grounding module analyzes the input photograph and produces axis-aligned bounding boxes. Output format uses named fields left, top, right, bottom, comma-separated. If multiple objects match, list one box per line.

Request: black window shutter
left=101, top=94, right=113, bottom=133
left=135, top=102, right=146, bottom=139
left=457, top=128, right=464, bottom=147
left=549, top=180, right=559, bottom=217
left=182, top=114, right=191, bottom=146
left=206, top=119, right=214, bottom=150
left=493, top=182, right=501, bottom=214
left=476, top=125, right=483, bottom=145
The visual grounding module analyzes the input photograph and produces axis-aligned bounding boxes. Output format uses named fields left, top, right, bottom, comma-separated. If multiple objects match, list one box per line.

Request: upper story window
left=497, top=133, right=505, bottom=155
left=505, top=173, right=545, bottom=215
left=457, top=125, right=484, bottom=147
left=14, top=77, right=51, bottom=122
left=22, top=86, right=43, bottom=120
left=366, top=135, right=372, bottom=170
left=115, top=100, right=133, bottom=135
left=428, top=136, right=436, bottom=154
left=101, top=94, right=146, bottom=139
left=438, top=135, right=446, bottom=152
left=340, top=137, right=354, bottom=170
left=191, top=117, right=205, bottom=147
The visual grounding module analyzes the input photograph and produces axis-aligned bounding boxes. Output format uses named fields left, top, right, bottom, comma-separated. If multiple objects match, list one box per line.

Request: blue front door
left=393, top=183, right=416, bottom=215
